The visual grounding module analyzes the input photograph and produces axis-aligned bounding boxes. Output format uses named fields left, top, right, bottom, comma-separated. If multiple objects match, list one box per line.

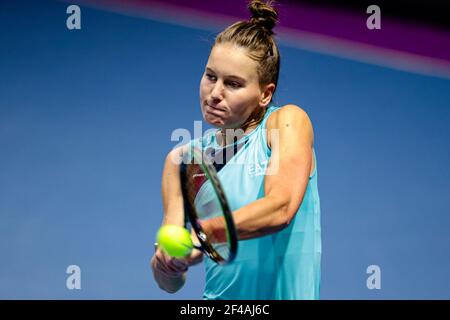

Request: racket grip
left=192, top=244, right=204, bottom=253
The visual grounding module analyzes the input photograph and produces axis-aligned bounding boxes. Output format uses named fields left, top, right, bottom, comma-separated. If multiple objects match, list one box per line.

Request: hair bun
left=248, top=0, right=278, bottom=34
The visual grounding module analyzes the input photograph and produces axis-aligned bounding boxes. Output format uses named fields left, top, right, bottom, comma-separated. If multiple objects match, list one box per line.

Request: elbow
left=281, top=212, right=294, bottom=230
left=277, top=190, right=305, bottom=230
left=266, top=194, right=297, bottom=231
left=276, top=202, right=296, bottom=231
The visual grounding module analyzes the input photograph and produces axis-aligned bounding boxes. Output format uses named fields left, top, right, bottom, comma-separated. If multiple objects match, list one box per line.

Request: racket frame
left=181, top=145, right=238, bottom=264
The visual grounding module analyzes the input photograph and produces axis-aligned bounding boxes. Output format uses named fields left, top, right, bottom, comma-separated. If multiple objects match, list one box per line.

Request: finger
left=157, top=248, right=189, bottom=268
left=167, top=257, right=188, bottom=272
left=155, top=259, right=184, bottom=277
left=157, top=250, right=188, bottom=273
left=171, top=259, right=188, bottom=267
left=171, top=258, right=188, bottom=271
left=154, top=251, right=184, bottom=276
left=153, top=255, right=177, bottom=276
left=153, top=259, right=174, bottom=277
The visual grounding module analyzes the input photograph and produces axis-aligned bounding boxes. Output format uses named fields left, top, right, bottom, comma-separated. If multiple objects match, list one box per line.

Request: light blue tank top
left=193, top=104, right=321, bottom=300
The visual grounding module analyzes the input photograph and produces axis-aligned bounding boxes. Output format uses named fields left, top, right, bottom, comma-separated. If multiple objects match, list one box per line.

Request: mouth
left=205, top=104, right=225, bottom=116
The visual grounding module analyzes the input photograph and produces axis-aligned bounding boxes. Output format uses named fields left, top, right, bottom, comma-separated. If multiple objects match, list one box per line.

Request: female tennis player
left=151, top=0, right=321, bottom=299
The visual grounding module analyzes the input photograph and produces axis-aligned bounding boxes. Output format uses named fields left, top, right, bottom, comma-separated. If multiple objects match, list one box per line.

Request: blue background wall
left=1, top=0, right=449, bottom=299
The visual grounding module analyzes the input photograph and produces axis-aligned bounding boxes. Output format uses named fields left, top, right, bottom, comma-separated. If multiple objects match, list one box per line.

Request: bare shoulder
left=267, top=104, right=312, bottom=129
left=266, top=104, right=314, bottom=147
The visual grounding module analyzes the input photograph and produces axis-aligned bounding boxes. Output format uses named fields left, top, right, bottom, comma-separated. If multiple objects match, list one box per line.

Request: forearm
left=204, top=194, right=289, bottom=242
left=233, top=195, right=290, bottom=239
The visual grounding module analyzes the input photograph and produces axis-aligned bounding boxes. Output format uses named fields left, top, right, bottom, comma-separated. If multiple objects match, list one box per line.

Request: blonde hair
left=214, top=0, right=280, bottom=92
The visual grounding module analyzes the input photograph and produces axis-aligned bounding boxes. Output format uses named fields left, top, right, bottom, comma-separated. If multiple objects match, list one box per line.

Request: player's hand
left=151, top=247, right=189, bottom=278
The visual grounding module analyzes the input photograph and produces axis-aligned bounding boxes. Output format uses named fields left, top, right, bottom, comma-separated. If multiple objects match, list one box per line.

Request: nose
left=210, top=81, right=224, bottom=102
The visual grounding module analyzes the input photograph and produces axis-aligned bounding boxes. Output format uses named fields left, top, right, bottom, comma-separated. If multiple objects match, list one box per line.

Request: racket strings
left=182, top=155, right=230, bottom=261
left=180, top=146, right=237, bottom=263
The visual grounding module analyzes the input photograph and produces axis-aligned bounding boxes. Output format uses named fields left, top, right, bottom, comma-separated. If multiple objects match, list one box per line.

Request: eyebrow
left=205, top=67, right=247, bottom=83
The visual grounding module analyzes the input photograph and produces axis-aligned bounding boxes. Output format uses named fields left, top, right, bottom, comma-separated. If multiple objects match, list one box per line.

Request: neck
left=216, top=106, right=267, bottom=146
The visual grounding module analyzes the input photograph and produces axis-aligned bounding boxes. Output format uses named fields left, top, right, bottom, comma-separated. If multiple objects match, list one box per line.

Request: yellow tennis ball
left=157, top=225, right=193, bottom=258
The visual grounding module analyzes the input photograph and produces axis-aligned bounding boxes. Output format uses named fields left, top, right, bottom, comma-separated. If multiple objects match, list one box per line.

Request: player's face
left=199, top=43, right=266, bottom=129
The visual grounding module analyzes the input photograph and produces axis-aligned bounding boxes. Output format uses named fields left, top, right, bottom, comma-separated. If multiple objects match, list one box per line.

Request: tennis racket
left=178, top=144, right=238, bottom=264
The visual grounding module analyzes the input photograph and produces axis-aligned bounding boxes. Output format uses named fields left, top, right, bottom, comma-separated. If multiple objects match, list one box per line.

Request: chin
left=204, top=114, right=225, bottom=127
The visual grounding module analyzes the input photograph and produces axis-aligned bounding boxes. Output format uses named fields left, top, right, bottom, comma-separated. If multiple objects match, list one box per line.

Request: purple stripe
left=87, top=0, right=450, bottom=63
left=280, top=3, right=450, bottom=62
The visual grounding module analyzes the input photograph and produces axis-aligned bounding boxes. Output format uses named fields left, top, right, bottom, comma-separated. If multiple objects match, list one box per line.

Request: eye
left=226, top=81, right=242, bottom=88
left=205, top=73, right=216, bottom=81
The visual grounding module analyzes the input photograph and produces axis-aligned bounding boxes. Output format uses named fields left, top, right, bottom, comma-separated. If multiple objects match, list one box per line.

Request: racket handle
left=192, top=244, right=204, bottom=253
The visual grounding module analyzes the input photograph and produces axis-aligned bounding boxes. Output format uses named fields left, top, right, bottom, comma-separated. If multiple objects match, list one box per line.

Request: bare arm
left=151, top=146, right=203, bottom=293
left=204, top=105, right=314, bottom=240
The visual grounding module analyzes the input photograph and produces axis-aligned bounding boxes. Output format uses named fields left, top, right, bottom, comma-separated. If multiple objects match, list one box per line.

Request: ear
left=259, top=83, right=276, bottom=108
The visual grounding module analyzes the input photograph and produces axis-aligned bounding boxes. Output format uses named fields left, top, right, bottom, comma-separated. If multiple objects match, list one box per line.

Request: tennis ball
left=157, top=225, right=193, bottom=258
